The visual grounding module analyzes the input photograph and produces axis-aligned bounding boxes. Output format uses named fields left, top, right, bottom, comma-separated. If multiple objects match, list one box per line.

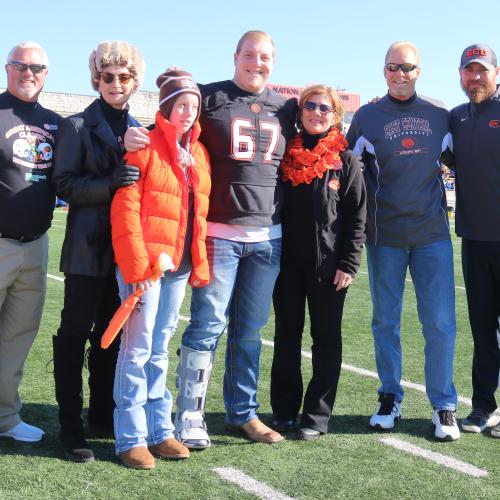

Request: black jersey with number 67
left=199, top=80, right=297, bottom=227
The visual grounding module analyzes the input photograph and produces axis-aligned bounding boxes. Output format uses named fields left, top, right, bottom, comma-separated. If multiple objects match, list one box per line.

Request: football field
left=0, top=208, right=498, bottom=499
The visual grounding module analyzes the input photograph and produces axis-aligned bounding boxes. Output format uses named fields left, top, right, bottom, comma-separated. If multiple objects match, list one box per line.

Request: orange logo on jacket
left=328, top=178, right=340, bottom=191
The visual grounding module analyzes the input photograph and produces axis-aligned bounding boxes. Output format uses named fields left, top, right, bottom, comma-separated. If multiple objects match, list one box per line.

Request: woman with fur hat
left=110, top=68, right=211, bottom=469
left=52, top=40, right=144, bottom=463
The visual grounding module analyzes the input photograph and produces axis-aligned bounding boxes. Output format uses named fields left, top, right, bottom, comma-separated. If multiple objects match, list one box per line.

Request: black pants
left=271, top=263, right=347, bottom=433
left=55, top=272, right=121, bottom=431
left=462, top=239, right=500, bottom=413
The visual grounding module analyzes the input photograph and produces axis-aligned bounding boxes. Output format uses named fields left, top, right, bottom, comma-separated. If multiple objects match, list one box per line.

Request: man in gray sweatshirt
left=346, top=41, right=460, bottom=441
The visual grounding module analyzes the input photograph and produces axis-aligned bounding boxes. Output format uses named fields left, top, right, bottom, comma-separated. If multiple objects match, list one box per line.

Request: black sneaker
left=462, top=408, right=500, bottom=433
left=271, top=418, right=296, bottom=433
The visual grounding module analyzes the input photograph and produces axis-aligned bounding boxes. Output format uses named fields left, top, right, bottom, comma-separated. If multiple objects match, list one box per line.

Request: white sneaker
left=0, top=421, right=44, bottom=442
left=432, top=409, right=460, bottom=441
left=369, top=393, right=402, bottom=430
left=491, top=421, right=500, bottom=438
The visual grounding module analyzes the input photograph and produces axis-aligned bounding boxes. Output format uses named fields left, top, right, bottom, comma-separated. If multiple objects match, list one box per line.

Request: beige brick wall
left=0, top=88, right=157, bottom=126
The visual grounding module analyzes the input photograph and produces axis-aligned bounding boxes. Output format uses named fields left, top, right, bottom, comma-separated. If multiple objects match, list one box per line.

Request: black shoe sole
left=64, top=449, right=95, bottom=463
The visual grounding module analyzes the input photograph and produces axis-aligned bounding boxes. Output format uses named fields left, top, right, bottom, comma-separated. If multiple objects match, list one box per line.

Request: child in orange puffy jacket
left=110, top=69, right=211, bottom=470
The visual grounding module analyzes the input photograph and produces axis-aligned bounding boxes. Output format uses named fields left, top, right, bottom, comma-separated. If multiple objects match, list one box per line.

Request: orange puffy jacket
left=111, top=111, right=211, bottom=286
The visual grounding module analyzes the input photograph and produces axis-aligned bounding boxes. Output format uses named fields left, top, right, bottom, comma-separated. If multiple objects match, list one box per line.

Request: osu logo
left=401, top=137, right=415, bottom=148
left=488, top=120, right=500, bottom=128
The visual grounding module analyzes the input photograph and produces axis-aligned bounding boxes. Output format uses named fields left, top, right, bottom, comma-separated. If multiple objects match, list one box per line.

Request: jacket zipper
left=313, top=177, right=322, bottom=283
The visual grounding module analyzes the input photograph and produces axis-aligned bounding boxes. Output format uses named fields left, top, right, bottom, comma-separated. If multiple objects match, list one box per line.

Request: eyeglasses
left=385, top=63, right=419, bottom=73
left=303, top=101, right=333, bottom=113
left=7, top=61, right=47, bottom=74
left=100, top=72, right=133, bottom=84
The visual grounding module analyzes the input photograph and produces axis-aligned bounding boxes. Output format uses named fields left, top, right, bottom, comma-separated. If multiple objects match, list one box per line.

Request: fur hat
left=156, top=68, right=201, bottom=121
left=89, top=40, right=145, bottom=92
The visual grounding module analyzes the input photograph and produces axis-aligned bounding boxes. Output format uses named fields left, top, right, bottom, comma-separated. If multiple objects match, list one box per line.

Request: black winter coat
left=281, top=149, right=367, bottom=281
left=52, top=99, right=140, bottom=277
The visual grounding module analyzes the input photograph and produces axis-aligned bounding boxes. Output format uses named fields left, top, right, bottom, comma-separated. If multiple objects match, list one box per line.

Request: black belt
left=0, top=233, right=42, bottom=243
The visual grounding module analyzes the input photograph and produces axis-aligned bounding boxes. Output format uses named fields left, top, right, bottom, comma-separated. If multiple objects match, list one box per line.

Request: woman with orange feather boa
left=271, top=84, right=367, bottom=441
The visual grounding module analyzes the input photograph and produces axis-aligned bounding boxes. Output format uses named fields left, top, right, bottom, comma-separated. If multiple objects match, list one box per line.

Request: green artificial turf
left=0, top=212, right=498, bottom=499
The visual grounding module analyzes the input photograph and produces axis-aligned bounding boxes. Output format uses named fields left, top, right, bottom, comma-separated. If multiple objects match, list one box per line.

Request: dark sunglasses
left=100, top=72, right=133, bottom=84
left=385, top=63, right=419, bottom=73
left=303, top=101, right=333, bottom=113
left=8, top=61, right=47, bottom=74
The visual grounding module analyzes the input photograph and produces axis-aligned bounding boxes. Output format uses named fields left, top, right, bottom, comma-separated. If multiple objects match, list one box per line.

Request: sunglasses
left=8, top=61, right=47, bottom=74
left=385, top=63, right=419, bottom=73
left=100, top=72, right=133, bottom=84
left=303, top=101, right=334, bottom=113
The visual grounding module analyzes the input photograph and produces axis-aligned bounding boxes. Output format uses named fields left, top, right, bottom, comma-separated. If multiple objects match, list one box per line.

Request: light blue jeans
left=366, top=239, right=458, bottom=410
left=113, top=261, right=190, bottom=453
left=181, top=236, right=281, bottom=425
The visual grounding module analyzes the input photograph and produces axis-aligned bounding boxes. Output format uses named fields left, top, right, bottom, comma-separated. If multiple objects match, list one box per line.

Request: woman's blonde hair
left=298, top=84, right=345, bottom=131
left=89, top=40, right=145, bottom=92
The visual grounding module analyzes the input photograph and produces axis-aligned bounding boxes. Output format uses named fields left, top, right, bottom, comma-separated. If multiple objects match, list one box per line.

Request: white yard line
left=213, top=467, right=295, bottom=500
left=51, top=225, right=66, bottom=229
left=380, top=437, right=488, bottom=478
left=261, top=339, right=472, bottom=407
left=47, top=286, right=473, bottom=406
left=47, top=273, right=64, bottom=282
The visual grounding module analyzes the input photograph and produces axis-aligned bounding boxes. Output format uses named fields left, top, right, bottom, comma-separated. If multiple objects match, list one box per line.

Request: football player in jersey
left=125, top=31, right=296, bottom=447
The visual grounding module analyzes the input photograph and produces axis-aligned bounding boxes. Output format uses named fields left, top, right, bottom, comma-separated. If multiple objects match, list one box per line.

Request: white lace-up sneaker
left=369, top=393, right=402, bottom=430
left=0, top=421, right=44, bottom=442
left=432, top=409, right=460, bottom=441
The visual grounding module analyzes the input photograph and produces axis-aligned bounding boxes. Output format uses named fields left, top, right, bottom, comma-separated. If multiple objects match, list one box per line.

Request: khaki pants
left=0, top=234, right=48, bottom=432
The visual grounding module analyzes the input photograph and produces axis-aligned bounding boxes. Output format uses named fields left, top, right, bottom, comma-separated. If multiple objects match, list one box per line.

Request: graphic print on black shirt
left=0, top=91, right=60, bottom=237
left=7, top=121, right=55, bottom=183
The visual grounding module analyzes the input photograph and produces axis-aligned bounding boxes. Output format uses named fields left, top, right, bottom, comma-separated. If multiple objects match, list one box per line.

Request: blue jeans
left=181, top=236, right=281, bottom=425
left=113, top=261, right=190, bottom=453
left=366, top=240, right=457, bottom=410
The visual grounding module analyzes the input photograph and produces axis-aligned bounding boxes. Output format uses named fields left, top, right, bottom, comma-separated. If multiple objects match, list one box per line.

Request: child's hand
left=133, top=279, right=154, bottom=293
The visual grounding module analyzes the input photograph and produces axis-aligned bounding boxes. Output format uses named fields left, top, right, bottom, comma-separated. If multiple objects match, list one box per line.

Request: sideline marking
left=260, top=339, right=472, bottom=407
left=381, top=437, right=488, bottom=478
left=47, top=273, right=64, bottom=282
left=46, top=286, right=473, bottom=406
left=213, top=467, right=295, bottom=500
left=51, top=224, right=66, bottom=229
